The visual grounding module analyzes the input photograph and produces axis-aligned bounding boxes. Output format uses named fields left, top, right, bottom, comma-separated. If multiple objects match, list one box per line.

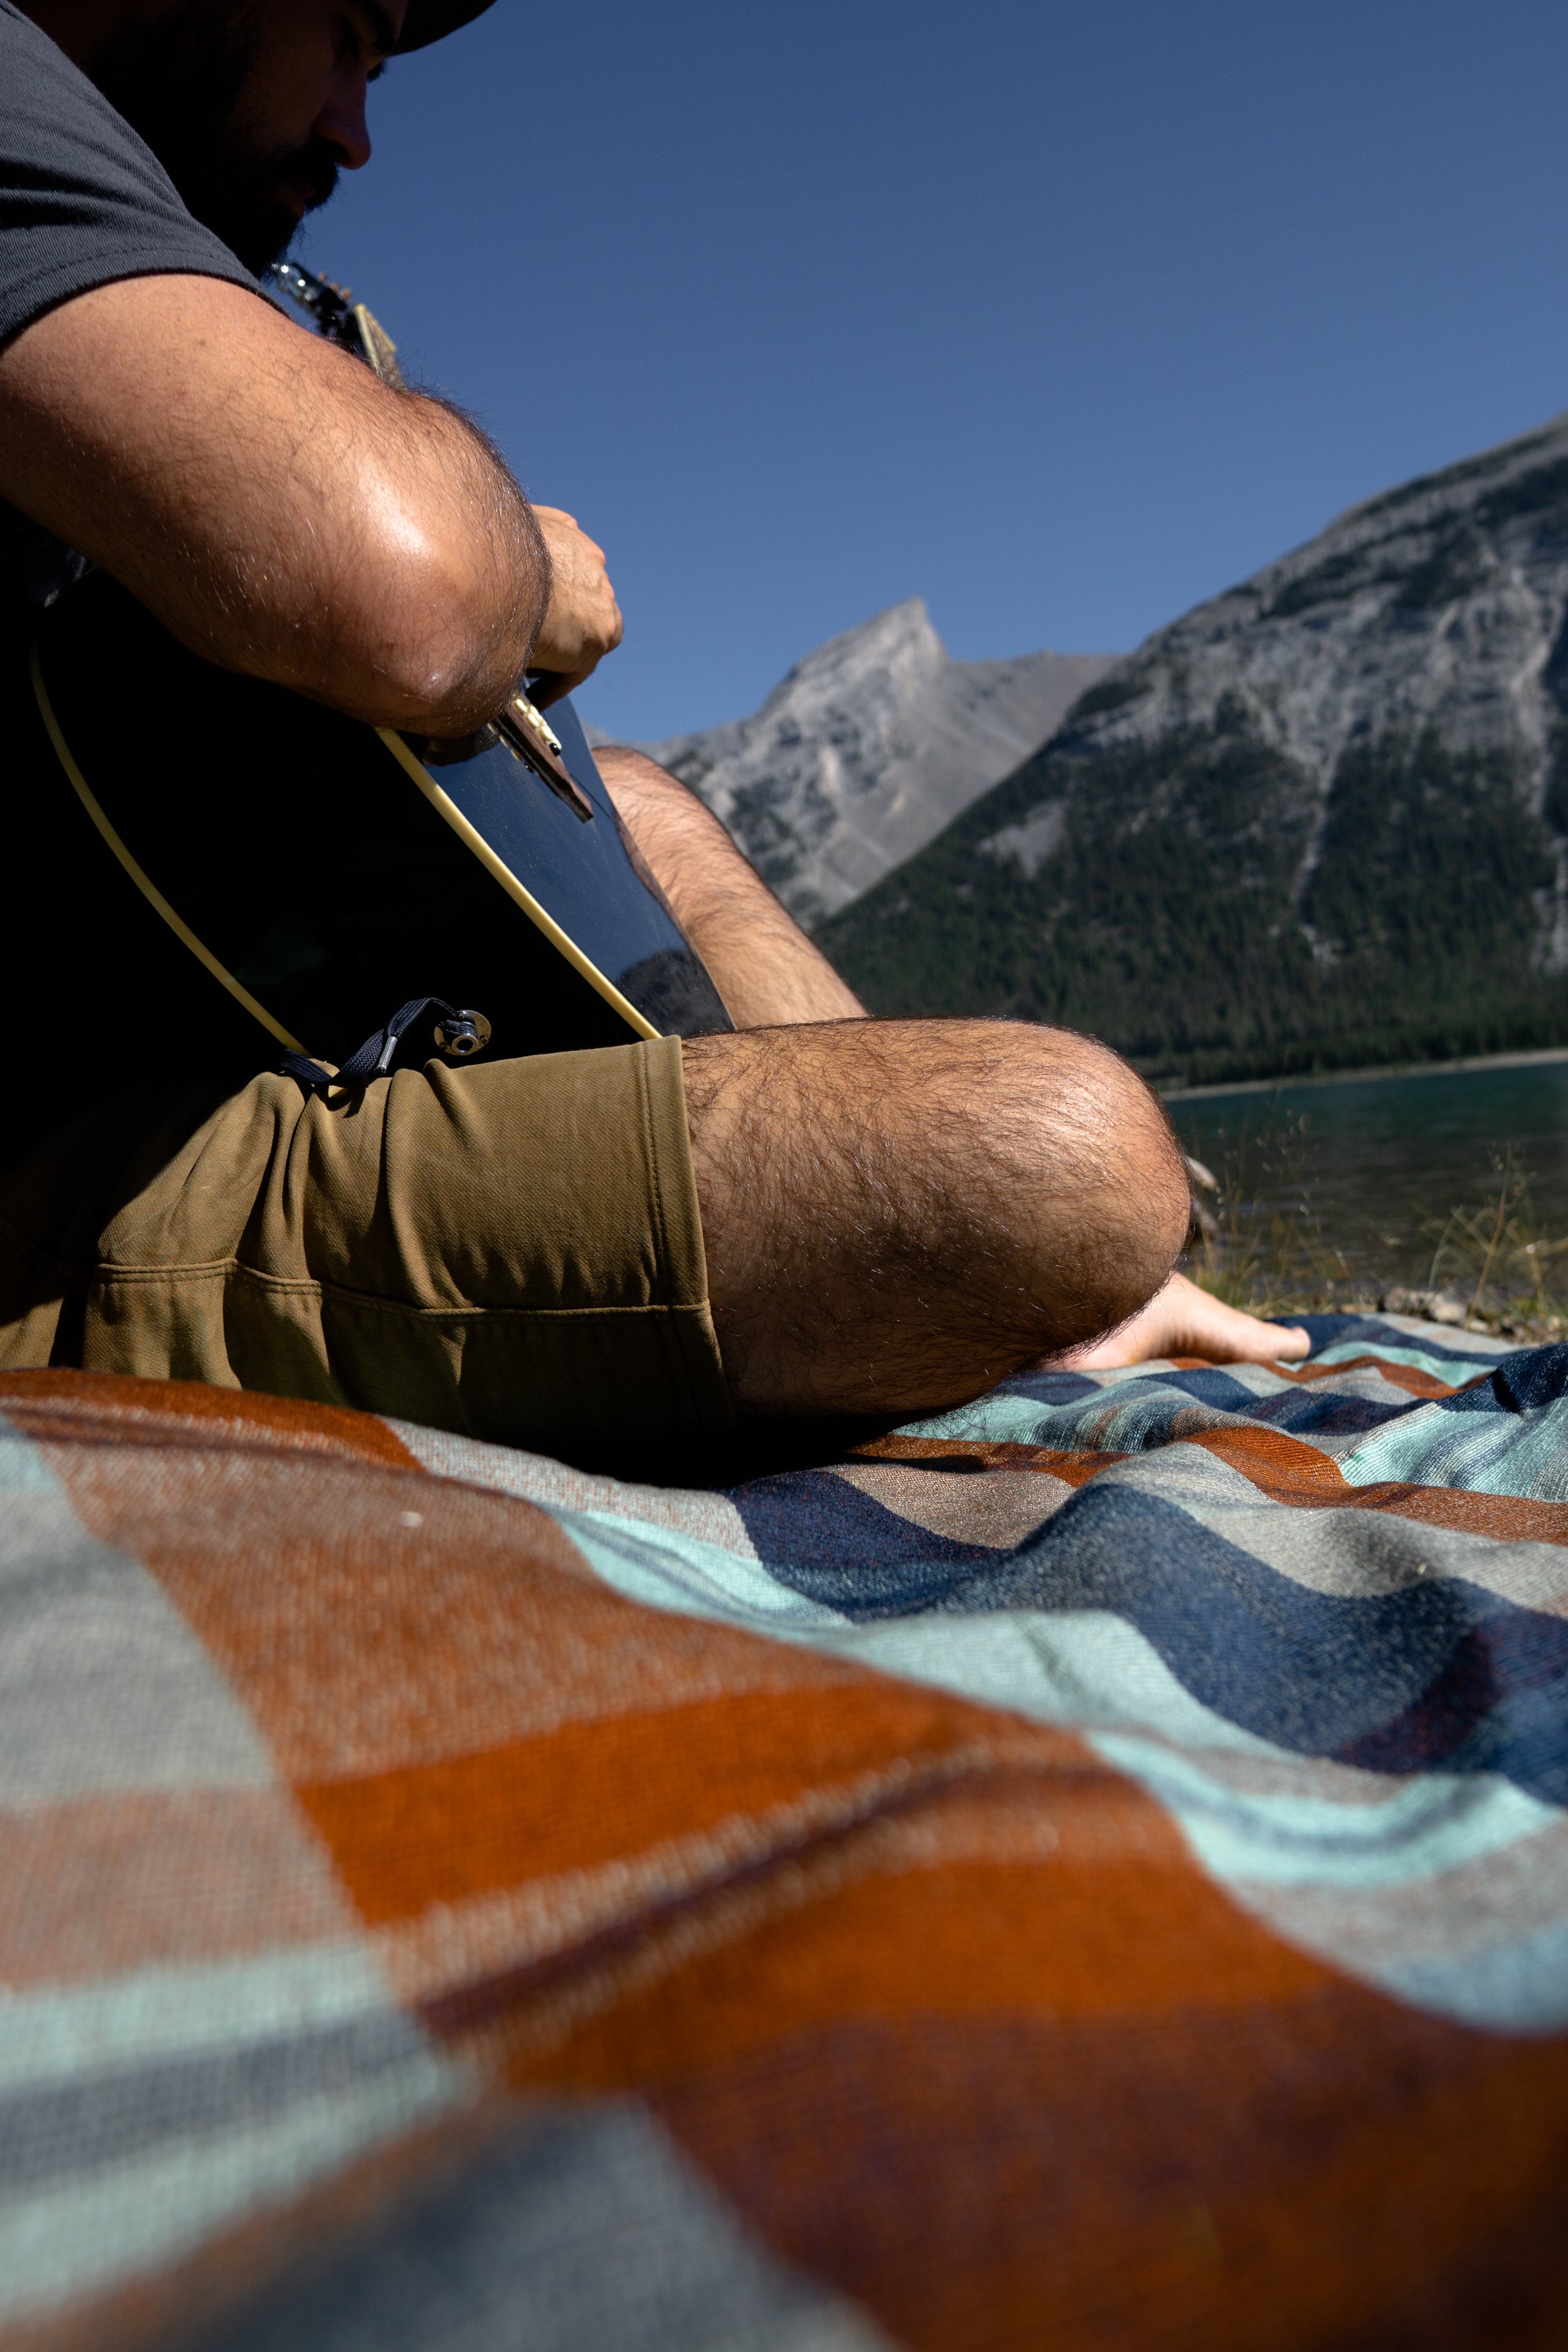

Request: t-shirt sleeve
left=0, top=0, right=259, bottom=351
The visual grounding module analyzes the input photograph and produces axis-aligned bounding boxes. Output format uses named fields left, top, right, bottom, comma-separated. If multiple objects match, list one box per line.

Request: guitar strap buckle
left=279, top=995, right=491, bottom=1094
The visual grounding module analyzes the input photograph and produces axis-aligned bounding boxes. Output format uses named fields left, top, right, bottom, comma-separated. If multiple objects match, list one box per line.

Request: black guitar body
left=30, top=572, right=732, bottom=1079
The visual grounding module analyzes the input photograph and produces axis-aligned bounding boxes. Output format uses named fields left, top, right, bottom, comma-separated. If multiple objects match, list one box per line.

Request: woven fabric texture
left=3, top=1312, right=1567, bottom=2348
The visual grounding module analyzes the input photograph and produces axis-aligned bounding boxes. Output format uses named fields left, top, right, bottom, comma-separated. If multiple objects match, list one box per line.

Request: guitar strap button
left=433, top=1009, right=491, bottom=1060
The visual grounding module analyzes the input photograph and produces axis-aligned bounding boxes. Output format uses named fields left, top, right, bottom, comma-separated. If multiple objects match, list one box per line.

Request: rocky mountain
left=820, top=412, right=1568, bottom=1087
left=640, top=601, right=1115, bottom=926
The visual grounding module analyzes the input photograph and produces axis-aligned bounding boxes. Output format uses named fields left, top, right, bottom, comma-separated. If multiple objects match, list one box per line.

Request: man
left=0, top=0, right=1304, bottom=1453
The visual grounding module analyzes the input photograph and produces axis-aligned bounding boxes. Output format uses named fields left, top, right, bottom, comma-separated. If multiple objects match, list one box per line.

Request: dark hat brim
left=394, top=0, right=497, bottom=52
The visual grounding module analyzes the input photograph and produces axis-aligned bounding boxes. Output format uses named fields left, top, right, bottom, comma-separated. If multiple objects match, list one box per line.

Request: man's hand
left=1053, top=1270, right=1311, bottom=1370
left=528, top=507, right=623, bottom=698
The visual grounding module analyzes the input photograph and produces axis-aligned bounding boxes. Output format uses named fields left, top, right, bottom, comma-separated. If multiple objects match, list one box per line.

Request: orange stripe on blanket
left=404, top=1757, right=1336, bottom=2078
left=489, top=1792, right=1568, bottom=2352
left=852, top=1432, right=1129, bottom=1484
left=1350, top=1483, right=1568, bottom=1543
left=0, top=1366, right=420, bottom=1471
left=1181, top=1423, right=1364, bottom=1496
left=301, top=1688, right=1077, bottom=1926
left=505, top=1842, right=1338, bottom=2093
left=1265, top=1352, right=1488, bottom=1401
left=644, top=1990, right=1568, bottom=2352
left=1161, top=1353, right=1482, bottom=1401
left=1180, top=1421, right=1568, bottom=1543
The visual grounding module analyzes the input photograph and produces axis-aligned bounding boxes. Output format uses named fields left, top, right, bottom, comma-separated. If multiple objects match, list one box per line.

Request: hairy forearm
left=0, top=276, right=547, bottom=733
left=594, top=746, right=866, bottom=1029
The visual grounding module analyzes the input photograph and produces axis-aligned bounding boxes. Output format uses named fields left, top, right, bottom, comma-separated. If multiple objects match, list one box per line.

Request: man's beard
left=90, top=3, right=340, bottom=272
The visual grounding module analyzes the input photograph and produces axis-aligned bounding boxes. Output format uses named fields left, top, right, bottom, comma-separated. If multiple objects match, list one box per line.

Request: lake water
left=1166, top=1052, right=1568, bottom=1291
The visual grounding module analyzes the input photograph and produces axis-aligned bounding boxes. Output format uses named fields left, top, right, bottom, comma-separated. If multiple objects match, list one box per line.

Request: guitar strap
left=279, top=995, right=491, bottom=1094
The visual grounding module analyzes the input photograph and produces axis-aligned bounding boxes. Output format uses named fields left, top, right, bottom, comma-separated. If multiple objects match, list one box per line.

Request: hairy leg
left=683, top=1017, right=1192, bottom=1418
left=598, top=748, right=1297, bottom=1389
left=594, top=745, right=865, bottom=1028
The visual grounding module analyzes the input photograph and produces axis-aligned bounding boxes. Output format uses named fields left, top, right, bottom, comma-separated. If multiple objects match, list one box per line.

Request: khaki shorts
left=0, top=1037, right=734, bottom=1449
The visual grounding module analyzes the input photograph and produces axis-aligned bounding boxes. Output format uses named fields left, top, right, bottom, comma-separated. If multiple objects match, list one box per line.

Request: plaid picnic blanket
left=4, top=1313, right=1567, bottom=2350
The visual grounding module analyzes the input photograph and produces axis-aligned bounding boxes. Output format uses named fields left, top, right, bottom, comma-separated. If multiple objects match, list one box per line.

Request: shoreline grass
left=1184, top=1135, right=1568, bottom=1342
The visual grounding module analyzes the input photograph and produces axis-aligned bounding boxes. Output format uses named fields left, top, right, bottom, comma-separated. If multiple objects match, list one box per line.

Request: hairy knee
left=685, top=1018, right=1189, bottom=1411
left=969, top=1023, right=1188, bottom=1332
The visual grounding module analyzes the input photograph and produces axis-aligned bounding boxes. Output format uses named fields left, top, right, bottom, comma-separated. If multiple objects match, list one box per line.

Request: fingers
left=528, top=502, right=622, bottom=685
left=533, top=505, right=603, bottom=560
left=1263, top=1320, right=1312, bottom=1361
left=1197, top=1314, right=1310, bottom=1365
left=1161, top=1280, right=1311, bottom=1365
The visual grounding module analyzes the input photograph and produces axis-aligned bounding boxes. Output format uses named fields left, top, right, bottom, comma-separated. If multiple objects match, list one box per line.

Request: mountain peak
left=754, top=599, right=944, bottom=722
left=644, top=607, right=1116, bottom=925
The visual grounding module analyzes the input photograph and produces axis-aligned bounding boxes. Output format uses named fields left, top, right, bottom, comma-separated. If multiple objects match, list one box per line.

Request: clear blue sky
left=309, top=0, right=1568, bottom=742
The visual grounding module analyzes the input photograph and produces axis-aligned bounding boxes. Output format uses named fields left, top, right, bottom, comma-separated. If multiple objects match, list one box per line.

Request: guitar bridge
left=496, top=692, right=595, bottom=822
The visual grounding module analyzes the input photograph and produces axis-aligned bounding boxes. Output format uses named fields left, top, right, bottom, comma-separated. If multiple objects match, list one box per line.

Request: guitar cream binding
left=372, top=729, right=659, bottom=1042
left=29, top=641, right=311, bottom=1056
left=31, top=644, right=660, bottom=1064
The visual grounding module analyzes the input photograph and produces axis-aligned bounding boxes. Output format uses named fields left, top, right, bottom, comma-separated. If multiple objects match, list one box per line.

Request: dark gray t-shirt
left=0, top=0, right=258, bottom=601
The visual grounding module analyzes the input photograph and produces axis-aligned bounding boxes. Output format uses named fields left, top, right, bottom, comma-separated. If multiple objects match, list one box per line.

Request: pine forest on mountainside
left=817, top=416, right=1568, bottom=1087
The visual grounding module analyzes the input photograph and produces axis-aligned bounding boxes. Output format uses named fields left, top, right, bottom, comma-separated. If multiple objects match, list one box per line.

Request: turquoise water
left=1167, top=1054, right=1568, bottom=1290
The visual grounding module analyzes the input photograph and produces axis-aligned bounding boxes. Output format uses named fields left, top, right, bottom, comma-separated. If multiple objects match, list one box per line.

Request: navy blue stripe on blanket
left=1434, top=1340, right=1568, bottom=1416
left=755, top=1477, right=1568, bottom=1803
